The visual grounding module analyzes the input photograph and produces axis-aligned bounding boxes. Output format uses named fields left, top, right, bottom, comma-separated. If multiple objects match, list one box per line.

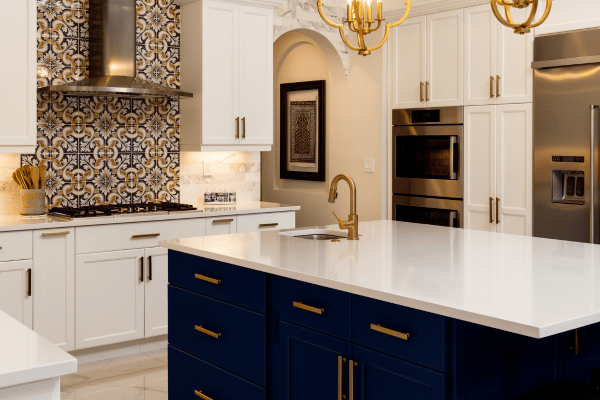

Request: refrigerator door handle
left=592, top=105, right=599, bottom=244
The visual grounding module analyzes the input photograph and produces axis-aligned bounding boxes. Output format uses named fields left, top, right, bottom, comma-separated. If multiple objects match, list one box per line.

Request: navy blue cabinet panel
left=169, top=345, right=266, bottom=400
left=352, top=295, right=446, bottom=372
left=168, top=250, right=266, bottom=313
left=352, top=344, right=445, bottom=400
left=280, top=321, right=352, bottom=400
left=168, top=285, right=267, bottom=386
left=566, top=322, right=600, bottom=386
left=280, top=277, right=351, bottom=340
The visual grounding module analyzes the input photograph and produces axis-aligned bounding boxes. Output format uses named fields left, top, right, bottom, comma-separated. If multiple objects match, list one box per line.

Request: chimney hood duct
left=38, top=0, right=193, bottom=98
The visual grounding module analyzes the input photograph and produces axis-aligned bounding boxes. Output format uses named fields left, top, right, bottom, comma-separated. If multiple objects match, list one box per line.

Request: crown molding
left=384, top=0, right=487, bottom=20
left=179, top=0, right=286, bottom=8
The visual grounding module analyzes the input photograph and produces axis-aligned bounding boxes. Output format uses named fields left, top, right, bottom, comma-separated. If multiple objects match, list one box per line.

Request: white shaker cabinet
left=33, top=229, right=75, bottom=351
left=206, top=216, right=238, bottom=236
left=0, top=0, right=36, bottom=153
left=0, top=260, right=32, bottom=328
left=464, top=104, right=532, bottom=236
left=144, top=247, right=169, bottom=338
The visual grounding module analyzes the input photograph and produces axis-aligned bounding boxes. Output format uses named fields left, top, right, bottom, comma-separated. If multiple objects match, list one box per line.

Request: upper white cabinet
left=464, top=5, right=533, bottom=106
left=392, top=10, right=463, bottom=109
left=181, top=0, right=274, bottom=151
left=0, top=0, right=36, bottom=153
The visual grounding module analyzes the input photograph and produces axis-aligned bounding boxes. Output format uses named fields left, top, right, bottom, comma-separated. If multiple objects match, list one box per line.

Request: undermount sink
left=279, top=229, right=348, bottom=241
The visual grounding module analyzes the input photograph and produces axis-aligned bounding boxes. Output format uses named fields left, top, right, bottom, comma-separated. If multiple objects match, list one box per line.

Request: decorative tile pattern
left=24, top=0, right=181, bottom=208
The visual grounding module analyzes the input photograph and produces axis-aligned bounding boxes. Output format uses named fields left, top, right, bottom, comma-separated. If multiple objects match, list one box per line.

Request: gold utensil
left=30, top=167, right=40, bottom=190
left=17, top=169, right=29, bottom=189
left=12, top=172, right=23, bottom=189
left=22, top=166, right=34, bottom=189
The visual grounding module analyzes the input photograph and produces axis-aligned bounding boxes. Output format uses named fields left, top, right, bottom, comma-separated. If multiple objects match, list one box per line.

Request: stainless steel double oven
left=392, top=106, right=464, bottom=228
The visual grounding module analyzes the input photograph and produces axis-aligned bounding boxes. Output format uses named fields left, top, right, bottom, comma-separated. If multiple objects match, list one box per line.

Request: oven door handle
left=449, top=136, right=458, bottom=180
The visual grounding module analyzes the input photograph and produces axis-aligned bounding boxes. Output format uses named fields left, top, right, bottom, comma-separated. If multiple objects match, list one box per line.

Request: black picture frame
left=280, top=80, right=326, bottom=182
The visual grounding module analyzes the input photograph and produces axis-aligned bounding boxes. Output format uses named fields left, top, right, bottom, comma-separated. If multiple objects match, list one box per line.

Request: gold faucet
left=328, top=174, right=359, bottom=240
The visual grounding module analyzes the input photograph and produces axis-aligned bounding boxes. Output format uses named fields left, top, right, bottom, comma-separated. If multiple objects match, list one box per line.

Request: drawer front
left=0, top=230, right=32, bottom=262
left=75, top=218, right=205, bottom=254
left=205, top=216, right=237, bottom=236
left=280, top=277, right=351, bottom=341
left=169, top=286, right=266, bottom=386
left=169, top=251, right=266, bottom=313
left=236, top=212, right=295, bottom=233
left=169, top=346, right=266, bottom=400
left=352, top=295, right=446, bottom=372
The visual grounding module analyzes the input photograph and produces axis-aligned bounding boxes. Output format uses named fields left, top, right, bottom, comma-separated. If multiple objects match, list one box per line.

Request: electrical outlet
left=204, top=162, right=213, bottom=176
left=364, top=158, right=375, bottom=173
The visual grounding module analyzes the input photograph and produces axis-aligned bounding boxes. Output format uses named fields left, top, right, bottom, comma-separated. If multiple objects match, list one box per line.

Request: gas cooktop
left=48, top=202, right=198, bottom=220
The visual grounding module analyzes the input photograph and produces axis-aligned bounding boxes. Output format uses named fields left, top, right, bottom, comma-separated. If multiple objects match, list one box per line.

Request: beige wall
left=262, top=31, right=384, bottom=228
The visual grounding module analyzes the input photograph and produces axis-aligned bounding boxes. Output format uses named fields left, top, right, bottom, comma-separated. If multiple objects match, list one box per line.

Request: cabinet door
left=496, top=17, right=533, bottom=104
left=0, top=260, right=32, bottom=328
left=279, top=322, right=351, bottom=400
left=239, top=6, right=273, bottom=145
left=75, top=249, right=145, bottom=349
left=352, top=344, right=445, bottom=400
left=202, top=0, right=239, bottom=145
left=496, top=103, right=532, bottom=236
left=427, top=9, right=463, bottom=107
left=0, top=0, right=36, bottom=153
left=144, top=247, right=168, bottom=338
left=464, top=5, right=497, bottom=106
left=464, top=106, right=496, bottom=232
left=205, top=216, right=237, bottom=236
left=391, top=16, right=427, bottom=109
left=33, top=229, right=75, bottom=351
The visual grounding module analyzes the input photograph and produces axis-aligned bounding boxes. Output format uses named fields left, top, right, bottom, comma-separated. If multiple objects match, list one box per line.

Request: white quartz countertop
left=0, top=202, right=299, bottom=232
left=0, top=310, right=77, bottom=389
left=161, top=220, right=600, bottom=339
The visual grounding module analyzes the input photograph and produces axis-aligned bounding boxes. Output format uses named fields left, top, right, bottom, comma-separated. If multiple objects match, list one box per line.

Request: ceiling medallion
left=317, top=0, right=411, bottom=56
left=491, top=0, right=552, bottom=34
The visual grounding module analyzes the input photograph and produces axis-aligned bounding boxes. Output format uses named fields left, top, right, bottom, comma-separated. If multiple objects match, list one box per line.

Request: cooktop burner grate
left=48, top=202, right=197, bottom=219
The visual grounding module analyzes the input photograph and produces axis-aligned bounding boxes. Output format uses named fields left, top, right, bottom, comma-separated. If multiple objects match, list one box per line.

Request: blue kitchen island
left=161, top=221, right=600, bottom=400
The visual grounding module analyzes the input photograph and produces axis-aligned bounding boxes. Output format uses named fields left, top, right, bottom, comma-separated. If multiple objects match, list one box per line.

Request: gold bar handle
left=426, top=81, right=430, bottom=101
left=41, top=231, right=70, bottom=237
left=0, top=246, right=2, bottom=250
left=420, top=82, right=424, bottom=102
left=259, top=223, right=279, bottom=228
left=490, top=76, right=495, bottom=98
left=489, top=197, right=494, bottom=224
left=235, top=117, right=240, bottom=139
left=131, top=233, right=160, bottom=239
left=242, top=117, right=246, bottom=139
left=195, top=390, right=214, bottom=400
left=496, top=198, right=500, bottom=225
left=195, top=325, right=222, bottom=339
left=293, top=301, right=324, bottom=315
left=195, top=273, right=221, bottom=285
left=496, top=75, right=500, bottom=98
left=349, top=359, right=356, bottom=400
left=370, top=323, right=410, bottom=340
left=212, top=219, right=234, bottom=224
left=338, top=356, right=343, bottom=400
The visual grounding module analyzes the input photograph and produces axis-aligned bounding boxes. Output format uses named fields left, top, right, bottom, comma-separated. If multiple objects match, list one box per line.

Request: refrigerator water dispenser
left=552, top=171, right=585, bottom=204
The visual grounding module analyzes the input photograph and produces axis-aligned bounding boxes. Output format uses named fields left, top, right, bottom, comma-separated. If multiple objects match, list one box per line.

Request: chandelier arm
left=338, top=25, right=363, bottom=52
left=317, top=0, right=343, bottom=29
left=529, top=0, right=552, bottom=28
left=503, top=5, right=516, bottom=25
left=387, top=0, right=411, bottom=28
left=365, top=24, right=392, bottom=53
left=494, top=0, right=515, bottom=6
left=490, top=1, right=519, bottom=28
left=521, top=0, right=539, bottom=27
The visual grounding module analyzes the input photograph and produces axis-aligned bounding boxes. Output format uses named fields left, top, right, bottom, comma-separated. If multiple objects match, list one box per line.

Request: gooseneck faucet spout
left=328, top=174, right=359, bottom=240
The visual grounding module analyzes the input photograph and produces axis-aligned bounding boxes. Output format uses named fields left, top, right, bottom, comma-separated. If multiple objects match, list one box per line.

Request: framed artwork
left=280, top=80, right=326, bottom=181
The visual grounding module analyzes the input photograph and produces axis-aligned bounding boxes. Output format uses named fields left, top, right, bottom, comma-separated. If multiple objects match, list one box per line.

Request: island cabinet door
left=352, top=344, right=445, bottom=400
left=279, top=322, right=352, bottom=400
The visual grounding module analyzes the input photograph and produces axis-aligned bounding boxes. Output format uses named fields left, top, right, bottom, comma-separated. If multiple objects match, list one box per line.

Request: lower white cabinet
left=0, top=260, right=32, bottom=328
left=75, top=249, right=146, bottom=349
left=33, top=228, right=75, bottom=351
left=206, top=216, right=237, bottom=236
left=144, top=247, right=168, bottom=338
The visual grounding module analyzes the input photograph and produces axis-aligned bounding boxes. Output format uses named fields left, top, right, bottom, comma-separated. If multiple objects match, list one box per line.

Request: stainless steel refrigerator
left=533, top=29, right=600, bottom=243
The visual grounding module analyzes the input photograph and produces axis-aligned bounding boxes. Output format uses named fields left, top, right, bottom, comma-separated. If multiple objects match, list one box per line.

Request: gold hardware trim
left=139, top=257, right=144, bottom=283
left=212, top=218, right=234, bottom=224
left=349, top=359, right=355, bottom=400
left=426, top=81, right=430, bottom=101
left=496, top=198, right=500, bottom=225
left=0, top=246, right=2, bottom=250
left=148, top=256, right=153, bottom=281
left=258, top=223, right=279, bottom=228
left=242, top=117, right=246, bottom=139
left=293, top=301, right=324, bottom=314
left=571, top=328, right=580, bottom=354
left=490, top=76, right=495, bottom=98
left=131, top=233, right=160, bottom=239
left=370, top=324, right=410, bottom=340
left=195, top=325, right=222, bottom=339
left=235, top=117, right=240, bottom=139
left=338, top=356, right=343, bottom=400
left=195, top=390, right=214, bottom=400
left=41, top=231, right=70, bottom=237
left=491, top=0, right=552, bottom=35
left=489, top=197, right=494, bottom=224
left=496, top=75, right=500, bottom=97
left=420, top=82, right=424, bottom=102
left=27, top=268, right=32, bottom=297
left=195, top=273, right=221, bottom=285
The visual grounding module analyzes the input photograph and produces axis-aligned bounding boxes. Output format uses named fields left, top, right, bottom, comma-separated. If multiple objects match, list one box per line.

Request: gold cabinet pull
left=27, top=268, right=32, bottom=297
left=258, top=223, right=278, bottom=228
left=425, top=81, right=430, bottom=101
left=195, top=390, right=214, bottom=400
left=293, top=301, right=324, bottom=314
left=139, top=257, right=144, bottom=283
left=338, top=356, right=344, bottom=400
left=195, top=273, right=221, bottom=285
left=195, top=325, right=222, bottom=339
left=420, top=82, right=424, bottom=102
left=370, top=324, right=410, bottom=340
left=212, top=218, right=234, bottom=224
left=496, top=75, right=500, bottom=97
left=0, top=246, right=3, bottom=250
left=349, top=359, right=356, bottom=400
left=131, top=233, right=160, bottom=239
left=41, top=231, right=70, bottom=237
left=489, top=197, right=494, bottom=224
left=496, top=198, right=500, bottom=225
left=235, top=117, right=240, bottom=139
left=242, top=117, right=246, bottom=139
left=490, top=76, right=495, bottom=98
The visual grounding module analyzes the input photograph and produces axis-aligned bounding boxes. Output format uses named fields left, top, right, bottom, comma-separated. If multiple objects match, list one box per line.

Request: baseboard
left=69, top=336, right=168, bottom=365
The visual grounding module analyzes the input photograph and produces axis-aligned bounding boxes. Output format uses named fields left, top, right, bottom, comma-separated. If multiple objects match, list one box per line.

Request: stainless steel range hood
left=38, top=0, right=192, bottom=98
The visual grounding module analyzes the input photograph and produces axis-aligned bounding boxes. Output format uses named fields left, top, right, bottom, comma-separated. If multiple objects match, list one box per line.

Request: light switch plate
left=204, top=162, right=213, bottom=176
left=364, top=158, right=375, bottom=173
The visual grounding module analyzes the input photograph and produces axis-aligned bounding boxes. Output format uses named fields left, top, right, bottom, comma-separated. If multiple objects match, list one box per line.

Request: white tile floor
left=60, top=349, right=168, bottom=400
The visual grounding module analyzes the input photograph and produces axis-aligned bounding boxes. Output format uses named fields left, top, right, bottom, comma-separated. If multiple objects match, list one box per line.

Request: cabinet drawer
left=169, top=346, right=266, bottom=400
left=169, top=251, right=266, bottom=313
left=75, top=218, right=205, bottom=254
left=0, top=231, right=32, bottom=262
left=169, top=286, right=266, bottom=386
left=280, top=277, right=351, bottom=340
left=236, top=212, right=295, bottom=233
left=352, top=295, right=446, bottom=372
left=205, top=216, right=237, bottom=236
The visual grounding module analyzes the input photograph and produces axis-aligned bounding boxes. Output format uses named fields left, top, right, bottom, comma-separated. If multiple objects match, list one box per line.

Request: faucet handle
left=332, top=211, right=343, bottom=224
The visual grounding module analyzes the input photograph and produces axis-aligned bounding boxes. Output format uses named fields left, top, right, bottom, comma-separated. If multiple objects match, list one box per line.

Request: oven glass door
left=393, top=196, right=463, bottom=228
left=396, top=136, right=458, bottom=180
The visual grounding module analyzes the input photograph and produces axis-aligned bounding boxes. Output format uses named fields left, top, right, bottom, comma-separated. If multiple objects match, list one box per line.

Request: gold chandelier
left=491, top=0, right=552, bottom=34
left=317, top=0, right=411, bottom=56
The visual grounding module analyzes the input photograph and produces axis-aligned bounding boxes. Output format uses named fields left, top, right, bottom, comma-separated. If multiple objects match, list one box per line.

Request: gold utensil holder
left=20, top=189, right=45, bottom=216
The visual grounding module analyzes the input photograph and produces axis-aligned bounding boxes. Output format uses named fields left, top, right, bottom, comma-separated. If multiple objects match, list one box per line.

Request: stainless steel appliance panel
left=392, top=107, right=463, bottom=126
left=392, top=195, right=463, bottom=228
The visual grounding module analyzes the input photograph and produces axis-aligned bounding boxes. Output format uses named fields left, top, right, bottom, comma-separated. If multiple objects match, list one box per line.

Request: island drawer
left=168, top=251, right=266, bottom=313
left=236, top=211, right=296, bottom=233
left=169, top=346, right=266, bottom=400
left=280, top=277, right=351, bottom=341
left=169, top=285, right=267, bottom=386
left=352, top=295, right=447, bottom=372
left=0, top=231, right=32, bottom=262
